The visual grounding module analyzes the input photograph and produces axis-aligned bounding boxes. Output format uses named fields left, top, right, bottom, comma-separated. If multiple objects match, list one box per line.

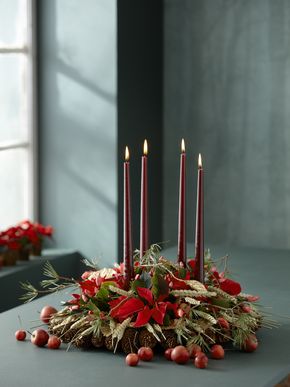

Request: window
left=0, top=0, right=37, bottom=229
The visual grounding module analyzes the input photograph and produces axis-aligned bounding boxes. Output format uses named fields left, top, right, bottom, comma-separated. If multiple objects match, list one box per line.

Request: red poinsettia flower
left=109, top=287, right=176, bottom=327
left=209, top=267, right=241, bottom=296
left=79, top=279, right=99, bottom=297
left=219, top=278, right=241, bottom=296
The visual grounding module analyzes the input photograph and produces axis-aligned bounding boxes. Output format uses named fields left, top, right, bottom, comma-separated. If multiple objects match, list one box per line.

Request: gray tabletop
left=1, top=245, right=290, bottom=387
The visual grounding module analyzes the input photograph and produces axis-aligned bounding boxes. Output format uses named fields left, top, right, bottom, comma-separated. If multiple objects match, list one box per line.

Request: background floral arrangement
left=21, top=244, right=275, bottom=359
left=0, top=220, right=53, bottom=266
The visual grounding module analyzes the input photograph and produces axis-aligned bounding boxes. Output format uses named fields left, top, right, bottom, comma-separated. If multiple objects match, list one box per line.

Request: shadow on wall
left=39, top=0, right=118, bottom=266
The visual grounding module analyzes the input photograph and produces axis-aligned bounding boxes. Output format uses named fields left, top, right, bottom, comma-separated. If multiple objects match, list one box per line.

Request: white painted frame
left=0, top=0, right=38, bottom=222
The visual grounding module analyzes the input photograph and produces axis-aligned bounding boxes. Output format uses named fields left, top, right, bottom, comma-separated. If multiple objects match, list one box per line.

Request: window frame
left=0, top=0, right=38, bottom=225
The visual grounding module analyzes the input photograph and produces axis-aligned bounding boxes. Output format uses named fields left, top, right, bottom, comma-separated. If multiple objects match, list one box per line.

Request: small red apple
left=194, top=352, right=208, bottom=369
left=210, top=344, right=225, bottom=359
left=31, top=329, right=49, bottom=347
left=47, top=335, right=61, bottom=349
left=164, top=348, right=173, bottom=361
left=15, top=330, right=26, bottom=341
left=40, top=305, right=58, bottom=324
left=242, top=334, right=258, bottom=352
left=171, top=346, right=190, bottom=364
left=137, top=347, right=154, bottom=361
left=188, top=344, right=202, bottom=358
left=125, top=353, right=139, bottom=366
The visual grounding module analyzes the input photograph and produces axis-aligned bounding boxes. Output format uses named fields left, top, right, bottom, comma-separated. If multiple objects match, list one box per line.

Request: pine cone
left=104, top=335, right=118, bottom=352
left=215, top=329, right=231, bottom=344
left=121, top=328, right=139, bottom=354
left=139, top=329, right=157, bottom=349
left=61, top=328, right=78, bottom=343
left=160, top=330, right=178, bottom=349
left=74, top=333, right=93, bottom=349
left=91, top=334, right=104, bottom=348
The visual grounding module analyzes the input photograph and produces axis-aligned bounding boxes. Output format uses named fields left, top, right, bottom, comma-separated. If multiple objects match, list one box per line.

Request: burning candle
left=177, top=139, right=186, bottom=266
left=140, top=139, right=149, bottom=258
left=194, top=153, right=204, bottom=283
left=123, top=146, right=133, bottom=288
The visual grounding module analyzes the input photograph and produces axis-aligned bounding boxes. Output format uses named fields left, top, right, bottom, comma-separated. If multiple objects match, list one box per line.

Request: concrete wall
left=38, top=0, right=117, bottom=266
left=164, top=0, right=290, bottom=250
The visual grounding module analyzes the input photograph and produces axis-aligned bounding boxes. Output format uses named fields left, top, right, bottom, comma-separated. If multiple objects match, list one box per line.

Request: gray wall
left=38, top=0, right=117, bottom=266
left=164, top=0, right=290, bottom=250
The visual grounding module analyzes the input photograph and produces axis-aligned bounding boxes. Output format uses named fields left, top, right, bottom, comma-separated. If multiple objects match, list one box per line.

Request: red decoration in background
left=0, top=220, right=53, bottom=251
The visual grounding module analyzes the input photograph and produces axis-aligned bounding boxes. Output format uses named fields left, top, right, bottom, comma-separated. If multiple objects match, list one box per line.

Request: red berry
left=171, top=346, right=190, bottom=364
left=40, top=305, right=58, bottom=324
left=242, top=334, right=258, bottom=352
left=47, top=335, right=61, bottom=349
left=137, top=347, right=153, bottom=361
left=164, top=348, right=173, bottom=361
left=188, top=344, right=202, bottom=358
left=210, top=344, right=225, bottom=359
left=217, top=317, right=230, bottom=330
left=30, top=329, right=49, bottom=347
left=15, top=330, right=26, bottom=341
left=241, top=304, right=252, bottom=313
left=125, top=353, right=139, bottom=367
left=194, top=353, right=208, bottom=369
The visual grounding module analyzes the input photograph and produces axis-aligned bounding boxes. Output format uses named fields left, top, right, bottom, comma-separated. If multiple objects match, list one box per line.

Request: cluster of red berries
left=15, top=305, right=60, bottom=350
left=126, top=343, right=225, bottom=369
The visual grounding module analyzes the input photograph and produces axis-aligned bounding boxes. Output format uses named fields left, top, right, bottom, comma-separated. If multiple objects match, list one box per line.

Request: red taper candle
left=177, top=139, right=186, bottom=265
left=194, top=153, right=204, bottom=283
left=123, top=146, right=133, bottom=288
left=140, top=139, right=149, bottom=258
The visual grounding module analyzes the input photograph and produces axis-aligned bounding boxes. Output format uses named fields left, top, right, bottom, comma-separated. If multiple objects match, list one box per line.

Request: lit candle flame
left=125, top=146, right=130, bottom=161
left=143, top=139, right=148, bottom=156
left=181, top=138, right=185, bottom=153
left=198, top=153, right=202, bottom=168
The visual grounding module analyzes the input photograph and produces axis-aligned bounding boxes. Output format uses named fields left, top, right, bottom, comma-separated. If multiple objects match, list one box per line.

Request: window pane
left=0, top=54, right=27, bottom=143
left=0, top=148, right=28, bottom=229
left=0, top=0, right=26, bottom=46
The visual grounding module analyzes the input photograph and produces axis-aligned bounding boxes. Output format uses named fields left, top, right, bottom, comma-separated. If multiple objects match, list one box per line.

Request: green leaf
left=152, top=271, right=169, bottom=299
left=131, top=279, right=146, bottom=293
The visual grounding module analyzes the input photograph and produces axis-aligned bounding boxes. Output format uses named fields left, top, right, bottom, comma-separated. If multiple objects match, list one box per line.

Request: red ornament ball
left=47, top=335, right=61, bottom=349
left=138, top=347, right=154, bottom=361
left=210, top=345, right=225, bottom=360
left=171, top=346, right=190, bottom=365
left=40, top=305, right=58, bottom=324
left=15, top=330, right=26, bottom=341
left=242, top=334, right=258, bottom=352
left=194, top=352, right=208, bottom=369
left=31, top=329, right=49, bottom=347
left=126, top=353, right=139, bottom=367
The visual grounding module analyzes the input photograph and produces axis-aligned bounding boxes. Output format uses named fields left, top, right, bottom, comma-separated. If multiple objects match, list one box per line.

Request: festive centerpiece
left=18, top=140, right=276, bottom=368
left=21, top=244, right=265, bottom=357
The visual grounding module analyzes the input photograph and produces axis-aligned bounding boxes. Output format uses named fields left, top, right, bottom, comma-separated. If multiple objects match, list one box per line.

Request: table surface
left=1, top=244, right=290, bottom=387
